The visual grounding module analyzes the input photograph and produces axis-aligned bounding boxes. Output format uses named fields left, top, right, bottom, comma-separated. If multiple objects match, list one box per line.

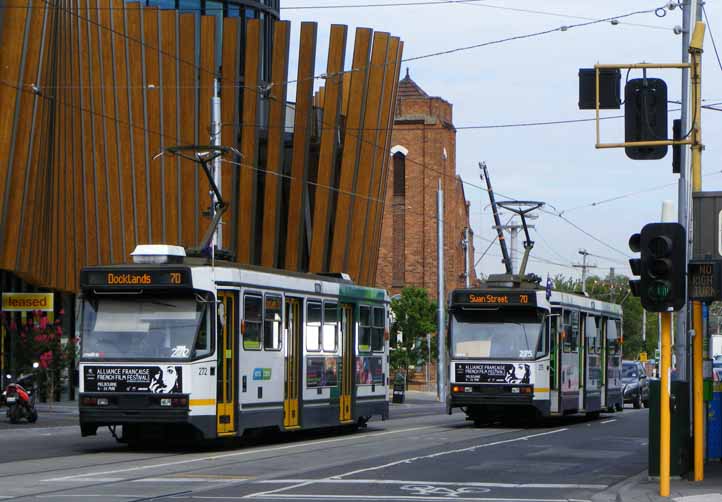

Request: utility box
left=648, top=380, right=690, bottom=478
left=693, top=192, right=722, bottom=260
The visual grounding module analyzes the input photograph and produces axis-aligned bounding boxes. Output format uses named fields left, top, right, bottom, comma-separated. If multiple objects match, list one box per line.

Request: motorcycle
left=4, top=375, right=38, bottom=424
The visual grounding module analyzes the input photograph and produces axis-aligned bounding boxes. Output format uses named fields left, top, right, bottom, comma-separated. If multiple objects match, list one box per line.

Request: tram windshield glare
left=450, top=309, right=546, bottom=360
left=80, top=295, right=211, bottom=361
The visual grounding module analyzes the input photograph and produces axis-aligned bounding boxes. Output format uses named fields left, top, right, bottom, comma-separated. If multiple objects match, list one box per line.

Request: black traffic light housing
left=639, top=223, right=686, bottom=312
left=624, top=78, right=668, bottom=160
left=628, top=232, right=642, bottom=297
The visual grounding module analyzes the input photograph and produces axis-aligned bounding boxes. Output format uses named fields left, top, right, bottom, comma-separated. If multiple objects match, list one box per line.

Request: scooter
left=4, top=376, right=38, bottom=424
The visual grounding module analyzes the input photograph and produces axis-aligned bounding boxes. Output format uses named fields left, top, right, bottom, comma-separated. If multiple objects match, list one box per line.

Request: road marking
left=135, top=477, right=249, bottom=483
left=252, top=479, right=607, bottom=490
left=44, top=425, right=438, bottom=482
left=192, top=495, right=589, bottom=502
left=242, top=429, right=570, bottom=500
left=332, top=428, right=568, bottom=479
left=600, top=419, right=616, bottom=424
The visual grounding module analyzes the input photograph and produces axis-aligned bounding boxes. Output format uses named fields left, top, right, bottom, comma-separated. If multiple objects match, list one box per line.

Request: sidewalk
left=594, top=463, right=722, bottom=502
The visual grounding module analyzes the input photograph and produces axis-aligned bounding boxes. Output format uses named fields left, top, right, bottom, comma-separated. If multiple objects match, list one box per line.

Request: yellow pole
left=693, top=301, right=704, bottom=481
left=689, top=21, right=705, bottom=483
left=660, top=311, right=672, bottom=497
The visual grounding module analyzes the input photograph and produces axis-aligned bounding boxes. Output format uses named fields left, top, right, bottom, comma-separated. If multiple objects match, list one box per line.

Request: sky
left=280, top=0, right=722, bottom=283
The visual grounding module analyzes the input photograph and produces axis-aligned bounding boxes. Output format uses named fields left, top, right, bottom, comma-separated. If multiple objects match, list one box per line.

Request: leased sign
left=2, top=292, right=54, bottom=312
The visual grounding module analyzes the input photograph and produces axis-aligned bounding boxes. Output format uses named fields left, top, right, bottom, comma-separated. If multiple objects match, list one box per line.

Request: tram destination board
left=688, top=261, right=722, bottom=302
left=450, top=290, right=537, bottom=307
left=80, top=268, right=191, bottom=289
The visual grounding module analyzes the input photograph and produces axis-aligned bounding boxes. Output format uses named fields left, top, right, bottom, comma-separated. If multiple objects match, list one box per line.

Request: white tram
left=447, top=280, right=623, bottom=423
left=78, top=245, right=389, bottom=443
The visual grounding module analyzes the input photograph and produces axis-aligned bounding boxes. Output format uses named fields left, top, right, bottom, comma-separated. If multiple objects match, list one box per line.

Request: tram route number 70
left=519, top=294, right=529, bottom=304
left=170, top=272, right=182, bottom=284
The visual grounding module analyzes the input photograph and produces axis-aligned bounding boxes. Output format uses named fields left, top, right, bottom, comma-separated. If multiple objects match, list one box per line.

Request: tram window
left=536, top=316, right=549, bottom=358
left=359, top=306, right=371, bottom=353
left=562, top=310, right=573, bottom=352
left=306, top=301, right=322, bottom=352
left=586, top=316, right=599, bottom=353
left=194, top=305, right=212, bottom=358
left=243, top=295, right=263, bottom=350
left=323, top=302, right=338, bottom=352
left=264, top=294, right=282, bottom=350
left=372, top=307, right=384, bottom=352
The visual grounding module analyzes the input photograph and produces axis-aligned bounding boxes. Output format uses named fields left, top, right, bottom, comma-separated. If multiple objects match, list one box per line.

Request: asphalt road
left=0, top=404, right=649, bottom=502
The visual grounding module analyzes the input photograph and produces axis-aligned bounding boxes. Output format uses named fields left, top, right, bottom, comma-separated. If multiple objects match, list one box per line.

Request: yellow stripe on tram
left=533, top=388, right=550, bottom=393
left=190, top=399, right=216, bottom=407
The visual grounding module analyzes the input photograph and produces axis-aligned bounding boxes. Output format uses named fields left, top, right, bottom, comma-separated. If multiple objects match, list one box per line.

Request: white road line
left=196, top=495, right=588, bottom=502
left=44, top=425, right=438, bottom=482
left=332, top=428, right=568, bottom=479
left=251, top=479, right=607, bottom=490
left=242, top=428, right=570, bottom=500
left=600, top=419, right=617, bottom=424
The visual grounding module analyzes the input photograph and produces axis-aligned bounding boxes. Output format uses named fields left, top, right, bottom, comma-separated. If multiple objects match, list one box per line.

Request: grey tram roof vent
left=131, top=244, right=187, bottom=264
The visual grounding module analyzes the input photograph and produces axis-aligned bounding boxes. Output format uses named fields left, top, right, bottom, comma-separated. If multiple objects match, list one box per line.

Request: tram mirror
left=217, top=303, right=226, bottom=329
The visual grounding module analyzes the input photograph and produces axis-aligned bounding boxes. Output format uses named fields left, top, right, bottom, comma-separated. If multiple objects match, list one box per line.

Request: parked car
left=622, top=360, right=649, bottom=409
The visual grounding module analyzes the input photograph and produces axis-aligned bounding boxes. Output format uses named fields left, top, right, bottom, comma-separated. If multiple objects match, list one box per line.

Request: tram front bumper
left=449, top=384, right=535, bottom=407
left=79, top=393, right=190, bottom=435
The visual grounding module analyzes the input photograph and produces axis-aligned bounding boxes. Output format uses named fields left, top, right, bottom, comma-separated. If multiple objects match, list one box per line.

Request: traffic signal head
left=624, top=78, right=668, bottom=160
left=639, top=223, right=686, bottom=311
left=628, top=232, right=641, bottom=297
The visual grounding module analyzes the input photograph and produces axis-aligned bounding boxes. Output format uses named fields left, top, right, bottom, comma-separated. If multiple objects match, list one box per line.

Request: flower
left=39, top=351, right=53, bottom=369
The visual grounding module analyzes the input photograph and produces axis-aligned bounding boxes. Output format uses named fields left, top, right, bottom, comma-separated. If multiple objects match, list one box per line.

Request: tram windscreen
left=450, top=308, right=545, bottom=360
left=80, top=296, right=208, bottom=360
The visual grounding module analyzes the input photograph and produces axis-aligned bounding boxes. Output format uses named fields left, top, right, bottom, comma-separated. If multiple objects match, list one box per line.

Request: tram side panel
left=353, top=303, right=389, bottom=421
left=237, top=291, right=286, bottom=432
left=560, top=310, right=581, bottom=413
left=605, top=318, right=623, bottom=411
left=583, top=315, right=602, bottom=412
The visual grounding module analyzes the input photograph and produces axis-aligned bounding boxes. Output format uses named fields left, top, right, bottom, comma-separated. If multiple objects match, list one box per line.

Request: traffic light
left=624, top=78, right=668, bottom=160
left=628, top=232, right=642, bottom=297
left=639, top=223, right=686, bottom=312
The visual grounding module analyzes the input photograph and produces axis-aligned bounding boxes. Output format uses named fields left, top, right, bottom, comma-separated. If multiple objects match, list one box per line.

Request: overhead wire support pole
left=689, top=18, right=706, bottom=484
left=480, top=162, right=512, bottom=275
left=437, top=179, right=446, bottom=404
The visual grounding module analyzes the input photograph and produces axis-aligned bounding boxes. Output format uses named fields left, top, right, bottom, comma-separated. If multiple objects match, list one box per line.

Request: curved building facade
left=0, top=0, right=403, bottom=292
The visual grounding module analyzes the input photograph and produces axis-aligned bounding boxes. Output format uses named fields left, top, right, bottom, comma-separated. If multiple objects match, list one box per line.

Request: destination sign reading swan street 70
left=80, top=269, right=190, bottom=288
left=450, top=290, right=537, bottom=307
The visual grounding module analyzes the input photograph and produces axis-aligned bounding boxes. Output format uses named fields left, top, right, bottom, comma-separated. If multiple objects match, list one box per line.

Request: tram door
left=284, top=298, right=301, bottom=429
left=339, top=304, right=354, bottom=423
left=217, top=291, right=237, bottom=435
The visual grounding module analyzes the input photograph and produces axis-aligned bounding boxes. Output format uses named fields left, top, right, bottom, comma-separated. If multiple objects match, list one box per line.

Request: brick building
left=376, top=70, right=477, bottom=302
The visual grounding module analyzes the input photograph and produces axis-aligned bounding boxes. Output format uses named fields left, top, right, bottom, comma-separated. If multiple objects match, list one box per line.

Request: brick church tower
left=376, top=70, right=477, bottom=301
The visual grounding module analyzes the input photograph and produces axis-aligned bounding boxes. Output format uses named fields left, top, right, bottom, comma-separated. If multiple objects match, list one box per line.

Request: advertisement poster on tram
left=356, top=356, right=384, bottom=385
left=306, top=357, right=339, bottom=388
left=84, top=366, right=183, bottom=393
left=454, top=362, right=530, bottom=384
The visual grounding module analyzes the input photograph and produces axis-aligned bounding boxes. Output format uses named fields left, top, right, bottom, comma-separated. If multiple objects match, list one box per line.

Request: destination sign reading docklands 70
left=80, top=268, right=191, bottom=289
left=450, top=290, right=537, bottom=307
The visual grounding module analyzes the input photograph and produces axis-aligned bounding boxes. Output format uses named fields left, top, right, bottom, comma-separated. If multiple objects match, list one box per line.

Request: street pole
left=437, top=180, right=446, bottom=403
left=643, top=309, right=647, bottom=342
left=574, top=250, right=597, bottom=294
left=211, top=78, right=222, bottom=251
left=463, top=227, right=470, bottom=287
left=688, top=18, right=705, bottom=483
left=660, top=310, right=673, bottom=497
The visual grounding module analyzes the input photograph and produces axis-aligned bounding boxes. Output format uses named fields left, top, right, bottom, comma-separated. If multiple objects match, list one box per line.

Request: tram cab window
left=306, top=301, right=322, bottom=351
left=536, top=314, right=550, bottom=358
left=243, top=295, right=263, bottom=350
left=372, top=307, right=385, bottom=352
left=323, top=302, right=338, bottom=352
left=359, top=306, right=372, bottom=353
left=264, top=295, right=282, bottom=350
left=194, top=305, right=212, bottom=358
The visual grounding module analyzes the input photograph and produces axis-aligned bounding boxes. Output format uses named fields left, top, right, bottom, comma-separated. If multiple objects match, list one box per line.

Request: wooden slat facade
left=0, top=2, right=402, bottom=292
